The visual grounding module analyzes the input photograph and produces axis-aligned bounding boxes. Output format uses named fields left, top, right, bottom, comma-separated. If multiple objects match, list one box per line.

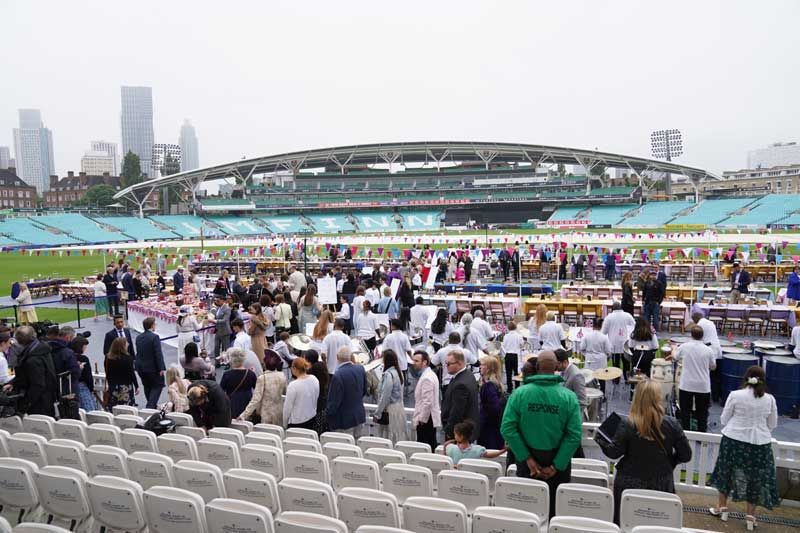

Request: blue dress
left=220, top=368, right=257, bottom=418
left=478, top=380, right=505, bottom=449
left=787, top=272, right=800, bottom=301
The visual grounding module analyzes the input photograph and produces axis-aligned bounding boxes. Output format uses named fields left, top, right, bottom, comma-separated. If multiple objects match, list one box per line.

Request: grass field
left=0, top=306, right=94, bottom=325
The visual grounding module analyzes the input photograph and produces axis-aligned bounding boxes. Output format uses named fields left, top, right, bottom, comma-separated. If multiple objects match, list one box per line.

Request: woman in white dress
left=175, top=305, right=200, bottom=359
left=15, top=283, right=37, bottom=324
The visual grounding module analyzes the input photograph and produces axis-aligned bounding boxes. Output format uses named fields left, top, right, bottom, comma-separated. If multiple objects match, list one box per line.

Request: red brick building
left=43, top=171, right=122, bottom=208
left=0, top=168, right=37, bottom=208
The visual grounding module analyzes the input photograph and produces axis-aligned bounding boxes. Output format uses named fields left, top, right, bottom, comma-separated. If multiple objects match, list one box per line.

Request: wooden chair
left=664, top=306, right=685, bottom=333
left=764, top=309, right=791, bottom=336
left=744, top=308, right=768, bottom=336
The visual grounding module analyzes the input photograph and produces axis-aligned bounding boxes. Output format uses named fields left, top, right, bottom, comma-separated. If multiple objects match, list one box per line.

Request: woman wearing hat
left=175, top=305, right=200, bottom=358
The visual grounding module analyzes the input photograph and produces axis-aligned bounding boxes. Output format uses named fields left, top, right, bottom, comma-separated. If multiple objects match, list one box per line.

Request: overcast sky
left=2, top=0, right=798, bottom=177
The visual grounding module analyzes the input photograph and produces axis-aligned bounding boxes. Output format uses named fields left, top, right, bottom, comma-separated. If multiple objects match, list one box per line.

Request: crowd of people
left=0, top=256, right=793, bottom=528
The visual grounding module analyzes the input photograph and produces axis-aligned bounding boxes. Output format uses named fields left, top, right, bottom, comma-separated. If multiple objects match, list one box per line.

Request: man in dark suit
left=326, top=346, right=368, bottom=438
left=729, top=262, right=751, bottom=304
left=103, top=314, right=136, bottom=359
left=121, top=269, right=136, bottom=303
left=134, top=316, right=166, bottom=409
left=173, top=266, right=185, bottom=294
left=441, top=348, right=480, bottom=441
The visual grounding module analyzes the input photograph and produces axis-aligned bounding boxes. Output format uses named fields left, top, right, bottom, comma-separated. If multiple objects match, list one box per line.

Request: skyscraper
left=179, top=119, right=199, bottom=172
left=0, top=147, right=10, bottom=169
left=12, top=109, right=55, bottom=193
left=90, top=140, right=119, bottom=175
left=81, top=151, right=115, bottom=175
left=120, top=86, right=154, bottom=178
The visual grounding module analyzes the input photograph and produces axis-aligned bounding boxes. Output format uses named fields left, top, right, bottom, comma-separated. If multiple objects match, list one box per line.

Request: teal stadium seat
left=33, top=214, right=131, bottom=244
left=205, top=216, right=266, bottom=235
left=96, top=217, right=179, bottom=240
left=669, top=197, right=758, bottom=225
left=719, top=194, right=799, bottom=226
left=619, top=201, right=694, bottom=227
left=148, top=215, right=208, bottom=237
left=0, top=218, right=80, bottom=246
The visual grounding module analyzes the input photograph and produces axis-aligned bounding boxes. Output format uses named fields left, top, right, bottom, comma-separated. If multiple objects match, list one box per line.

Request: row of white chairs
left=0, top=454, right=699, bottom=533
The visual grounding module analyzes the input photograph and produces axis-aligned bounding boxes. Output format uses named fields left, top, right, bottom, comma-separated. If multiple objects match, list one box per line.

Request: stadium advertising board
left=544, top=219, right=590, bottom=228
left=322, top=198, right=469, bottom=208
left=665, top=223, right=707, bottom=231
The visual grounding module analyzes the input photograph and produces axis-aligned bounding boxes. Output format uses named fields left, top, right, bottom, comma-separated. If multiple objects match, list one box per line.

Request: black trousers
left=611, top=353, right=630, bottom=382
left=288, top=416, right=316, bottom=430
left=679, top=389, right=711, bottom=433
left=516, top=451, right=571, bottom=519
left=710, top=364, right=722, bottom=403
left=108, top=294, right=120, bottom=315
left=364, top=337, right=377, bottom=353
left=138, top=372, right=164, bottom=409
left=504, top=353, right=518, bottom=392
left=416, top=416, right=437, bottom=452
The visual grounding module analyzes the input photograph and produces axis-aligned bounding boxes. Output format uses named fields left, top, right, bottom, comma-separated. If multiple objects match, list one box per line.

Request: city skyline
left=120, top=86, right=154, bottom=179
left=2, top=1, right=799, bottom=179
left=12, top=108, right=55, bottom=193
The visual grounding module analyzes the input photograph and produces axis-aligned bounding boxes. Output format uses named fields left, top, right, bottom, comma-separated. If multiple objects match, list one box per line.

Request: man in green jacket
left=501, top=350, right=583, bottom=518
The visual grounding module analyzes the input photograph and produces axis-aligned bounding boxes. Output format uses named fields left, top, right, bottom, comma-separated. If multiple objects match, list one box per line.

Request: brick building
left=0, top=168, right=37, bottom=209
left=43, top=171, right=122, bottom=208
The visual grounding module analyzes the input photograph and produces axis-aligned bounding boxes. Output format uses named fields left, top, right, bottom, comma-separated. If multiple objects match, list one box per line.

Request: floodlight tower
left=650, top=129, right=683, bottom=198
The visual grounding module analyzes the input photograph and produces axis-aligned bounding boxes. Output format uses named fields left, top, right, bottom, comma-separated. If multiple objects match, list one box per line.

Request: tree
left=76, top=184, right=117, bottom=207
left=120, top=151, right=143, bottom=188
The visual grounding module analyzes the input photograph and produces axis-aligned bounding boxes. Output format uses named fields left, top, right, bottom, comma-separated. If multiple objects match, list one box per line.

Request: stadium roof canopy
left=114, top=141, right=719, bottom=207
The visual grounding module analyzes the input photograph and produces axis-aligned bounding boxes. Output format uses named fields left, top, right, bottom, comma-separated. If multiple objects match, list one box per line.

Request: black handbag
left=375, top=411, right=389, bottom=425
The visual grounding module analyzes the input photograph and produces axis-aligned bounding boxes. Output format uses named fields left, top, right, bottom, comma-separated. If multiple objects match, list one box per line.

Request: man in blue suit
left=326, top=346, right=367, bottom=438
left=173, top=266, right=185, bottom=294
left=134, top=316, right=166, bottom=408
left=103, top=315, right=135, bottom=359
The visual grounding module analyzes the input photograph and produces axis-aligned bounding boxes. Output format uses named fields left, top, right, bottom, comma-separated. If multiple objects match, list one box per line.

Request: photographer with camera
left=11, top=325, right=58, bottom=416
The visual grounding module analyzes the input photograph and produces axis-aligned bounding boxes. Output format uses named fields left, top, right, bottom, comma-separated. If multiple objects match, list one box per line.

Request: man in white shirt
left=322, top=318, right=352, bottom=375
left=365, top=281, right=381, bottom=307
left=229, top=319, right=262, bottom=373
left=472, top=310, right=495, bottom=341
left=431, top=332, right=476, bottom=390
left=670, top=325, right=716, bottom=433
left=381, top=319, right=413, bottom=373
left=538, top=312, right=566, bottom=351
left=601, top=302, right=636, bottom=382
left=411, top=350, right=441, bottom=451
left=409, top=297, right=430, bottom=342
left=460, top=313, right=488, bottom=356
left=288, top=266, right=307, bottom=292
left=501, top=321, right=524, bottom=391
left=691, top=311, right=723, bottom=402
left=792, top=324, right=800, bottom=359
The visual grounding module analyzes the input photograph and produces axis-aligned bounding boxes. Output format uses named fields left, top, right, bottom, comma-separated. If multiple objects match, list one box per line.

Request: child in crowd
left=166, top=366, right=191, bottom=412
left=443, top=420, right=506, bottom=464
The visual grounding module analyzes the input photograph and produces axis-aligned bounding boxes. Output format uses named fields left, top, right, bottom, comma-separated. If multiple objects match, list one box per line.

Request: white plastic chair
left=570, top=468, right=610, bottom=488
left=437, top=469, right=489, bottom=514
left=86, top=423, right=122, bottom=447
left=241, top=443, right=285, bottom=480
left=173, top=459, right=226, bottom=503
left=52, top=419, right=87, bottom=445
left=323, top=442, right=363, bottom=462
left=277, top=477, right=338, bottom=518
left=33, top=465, right=93, bottom=531
left=275, top=511, right=347, bottom=533
left=286, top=427, right=319, bottom=441
left=121, top=427, right=158, bottom=454
left=143, top=485, right=208, bottom=532
left=284, top=450, right=331, bottom=484
left=356, top=528, right=414, bottom=533
left=283, top=437, right=323, bottom=454
left=472, top=506, right=542, bottom=533
left=138, top=408, right=160, bottom=419
left=197, top=437, right=242, bottom=470
left=555, top=483, right=614, bottom=523
left=408, top=452, right=452, bottom=490
left=320, top=432, right=356, bottom=446
left=87, top=475, right=148, bottom=532
left=254, top=423, right=285, bottom=440
left=176, top=425, right=206, bottom=440
left=85, top=445, right=129, bottom=478
left=548, top=516, right=620, bottom=533
left=111, top=405, right=139, bottom=417
left=205, top=498, right=273, bottom=533
left=0, top=516, right=9, bottom=533
left=620, top=489, right=683, bottom=533
left=457, top=458, right=503, bottom=494
left=363, top=448, right=406, bottom=470
left=127, top=451, right=175, bottom=489
left=85, top=410, right=114, bottom=425
left=494, top=477, right=549, bottom=532
left=331, top=457, right=381, bottom=491
left=381, top=463, right=433, bottom=504
left=0, top=429, right=8, bottom=457
left=7, top=433, right=48, bottom=468
left=113, top=414, right=144, bottom=430
left=572, top=458, right=610, bottom=476
left=0, top=416, right=22, bottom=435
left=337, top=487, right=400, bottom=531
left=223, top=468, right=280, bottom=515
left=394, top=441, right=431, bottom=459
left=629, top=527, right=684, bottom=533
left=157, top=433, right=199, bottom=461
left=166, top=412, right=195, bottom=427
left=0, top=457, right=40, bottom=525
left=357, top=436, right=392, bottom=453
left=230, top=420, right=254, bottom=434
left=208, top=426, right=246, bottom=447
left=246, top=431, right=284, bottom=449
left=21, top=415, right=55, bottom=440
left=43, top=439, right=88, bottom=471
left=11, top=524, right=71, bottom=532
left=402, top=496, right=468, bottom=533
